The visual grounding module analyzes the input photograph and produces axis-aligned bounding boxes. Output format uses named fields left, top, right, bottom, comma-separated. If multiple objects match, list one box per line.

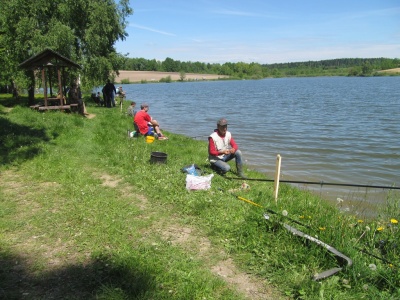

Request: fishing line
left=229, top=177, right=400, bottom=190
left=191, top=135, right=209, bottom=139
left=219, top=188, right=312, bottom=229
left=355, top=247, right=396, bottom=266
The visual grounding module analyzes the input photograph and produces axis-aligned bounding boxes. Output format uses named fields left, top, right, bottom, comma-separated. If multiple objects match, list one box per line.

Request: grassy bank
left=1, top=94, right=399, bottom=299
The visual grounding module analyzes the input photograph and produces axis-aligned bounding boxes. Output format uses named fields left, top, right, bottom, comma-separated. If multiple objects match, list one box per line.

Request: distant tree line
left=119, top=57, right=400, bottom=79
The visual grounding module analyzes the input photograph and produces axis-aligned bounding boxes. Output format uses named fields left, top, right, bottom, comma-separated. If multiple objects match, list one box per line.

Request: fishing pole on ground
left=232, top=190, right=397, bottom=269
left=228, top=176, right=400, bottom=190
left=219, top=188, right=353, bottom=280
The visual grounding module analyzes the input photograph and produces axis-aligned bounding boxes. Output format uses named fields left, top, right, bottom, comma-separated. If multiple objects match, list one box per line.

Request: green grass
left=0, top=94, right=399, bottom=299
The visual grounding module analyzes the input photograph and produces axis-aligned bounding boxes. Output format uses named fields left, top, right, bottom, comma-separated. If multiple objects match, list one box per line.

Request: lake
left=116, top=76, right=400, bottom=215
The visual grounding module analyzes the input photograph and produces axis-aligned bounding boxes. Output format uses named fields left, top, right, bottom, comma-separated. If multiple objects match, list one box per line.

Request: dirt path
left=100, top=172, right=279, bottom=299
left=0, top=169, right=281, bottom=299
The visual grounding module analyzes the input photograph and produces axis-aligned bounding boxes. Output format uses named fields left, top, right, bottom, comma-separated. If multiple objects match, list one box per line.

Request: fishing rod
left=229, top=177, right=400, bottom=190
left=231, top=192, right=353, bottom=279
left=231, top=192, right=397, bottom=274
left=225, top=191, right=353, bottom=280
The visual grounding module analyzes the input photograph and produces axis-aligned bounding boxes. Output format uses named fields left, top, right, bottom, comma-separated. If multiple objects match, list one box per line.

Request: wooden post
left=57, top=68, right=63, bottom=106
left=273, top=154, right=282, bottom=203
left=42, top=68, right=47, bottom=107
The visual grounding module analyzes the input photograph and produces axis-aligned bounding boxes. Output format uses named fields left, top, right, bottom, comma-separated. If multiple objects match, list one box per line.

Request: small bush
left=120, top=79, right=130, bottom=84
left=159, top=76, right=172, bottom=83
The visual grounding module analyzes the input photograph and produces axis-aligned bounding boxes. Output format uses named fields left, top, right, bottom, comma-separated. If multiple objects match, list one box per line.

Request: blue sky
left=115, top=0, right=400, bottom=64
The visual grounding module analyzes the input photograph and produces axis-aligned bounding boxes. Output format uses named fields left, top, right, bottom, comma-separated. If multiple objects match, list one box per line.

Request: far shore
left=377, top=67, right=400, bottom=74
left=115, top=71, right=229, bottom=83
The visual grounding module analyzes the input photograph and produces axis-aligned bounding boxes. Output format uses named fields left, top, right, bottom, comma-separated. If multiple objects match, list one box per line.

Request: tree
left=361, top=61, right=372, bottom=76
left=179, top=71, right=186, bottom=81
left=162, top=57, right=178, bottom=72
left=0, top=0, right=133, bottom=92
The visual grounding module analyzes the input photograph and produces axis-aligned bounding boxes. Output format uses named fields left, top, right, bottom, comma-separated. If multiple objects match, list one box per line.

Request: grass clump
left=0, top=94, right=399, bottom=299
left=120, top=78, right=131, bottom=84
left=159, top=76, right=172, bottom=83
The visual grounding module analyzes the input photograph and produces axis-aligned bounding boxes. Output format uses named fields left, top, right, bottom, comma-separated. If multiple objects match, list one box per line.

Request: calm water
left=118, top=77, right=400, bottom=213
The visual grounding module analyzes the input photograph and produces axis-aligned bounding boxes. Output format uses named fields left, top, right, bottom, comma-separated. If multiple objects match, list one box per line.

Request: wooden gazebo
left=19, top=48, right=81, bottom=111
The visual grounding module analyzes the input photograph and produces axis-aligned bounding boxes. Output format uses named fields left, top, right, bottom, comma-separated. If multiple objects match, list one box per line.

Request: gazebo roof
left=19, top=48, right=81, bottom=70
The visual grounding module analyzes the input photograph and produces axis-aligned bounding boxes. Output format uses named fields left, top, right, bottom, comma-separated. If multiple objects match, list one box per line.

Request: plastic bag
left=185, top=174, right=214, bottom=191
left=181, top=164, right=202, bottom=176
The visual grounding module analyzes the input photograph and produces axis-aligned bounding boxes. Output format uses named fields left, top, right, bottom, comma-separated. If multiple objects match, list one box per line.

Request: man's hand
left=222, top=149, right=234, bottom=155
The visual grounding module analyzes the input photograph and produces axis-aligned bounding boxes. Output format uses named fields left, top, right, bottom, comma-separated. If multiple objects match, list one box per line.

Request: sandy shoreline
left=377, top=67, right=400, bottom=74
left=115, top=71, right=229, bottom=83
left=115, top=68, right=399, bottom=83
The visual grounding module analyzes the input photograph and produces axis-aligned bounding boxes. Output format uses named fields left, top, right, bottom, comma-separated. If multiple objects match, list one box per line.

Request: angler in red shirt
left=134, top=103, right=168, bottom=140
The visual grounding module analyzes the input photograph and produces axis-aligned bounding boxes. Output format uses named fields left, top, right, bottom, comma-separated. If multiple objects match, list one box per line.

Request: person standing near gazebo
left=102, top=79, right=116, bottom=108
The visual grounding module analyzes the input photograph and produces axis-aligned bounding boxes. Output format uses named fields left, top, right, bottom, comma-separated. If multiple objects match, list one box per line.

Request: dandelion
left=337, top=197, right=344, bottom=203
left=365, top=226, right=371, bottom=231
left=389, top=264, right=393, bottom=268
left=299, top=215, right=305, bottom=219
left=357, top=219, right=364, bottom=223
left=282, top=210, right=288, bottom=216
left=377, top=226, right=384, bottom=231
left=369, top=263, right=377, bottom=271
left=319, top=227, right=326, bottom=231
left=390, top=218, right=398, bottom=224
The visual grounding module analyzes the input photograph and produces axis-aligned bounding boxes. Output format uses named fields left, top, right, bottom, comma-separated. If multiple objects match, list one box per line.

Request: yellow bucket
left=146, top=135, right=155, bottom=143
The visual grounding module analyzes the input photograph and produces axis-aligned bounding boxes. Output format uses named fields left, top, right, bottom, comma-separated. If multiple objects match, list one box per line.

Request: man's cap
left=217, top=118, right=228, bottom=126
left=141, top=102, right=149, bottom=108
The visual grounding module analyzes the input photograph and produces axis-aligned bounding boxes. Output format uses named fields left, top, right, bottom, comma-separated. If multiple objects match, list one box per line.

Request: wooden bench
left=29, top=100, right=80, bottom=112
left=30, top=103, right=79, bottom=112
left=38, top=105, right=72, bottom=111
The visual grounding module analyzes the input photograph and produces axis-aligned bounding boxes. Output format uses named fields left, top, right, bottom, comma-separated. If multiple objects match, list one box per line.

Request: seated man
left=96, top=92, right=104, bottom=106
left=91, top=92, right=104, bottom=106
left=134, top=103, right=168, bottom=140
left=208, top=118, right=246, bottom=178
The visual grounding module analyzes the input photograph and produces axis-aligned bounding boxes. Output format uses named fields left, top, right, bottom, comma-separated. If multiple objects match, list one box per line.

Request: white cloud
left=129, top=24, right=176, bottom=37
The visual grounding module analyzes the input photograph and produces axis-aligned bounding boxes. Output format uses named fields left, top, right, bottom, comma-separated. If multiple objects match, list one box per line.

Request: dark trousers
left=105, top=94, right=112, bottom=107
